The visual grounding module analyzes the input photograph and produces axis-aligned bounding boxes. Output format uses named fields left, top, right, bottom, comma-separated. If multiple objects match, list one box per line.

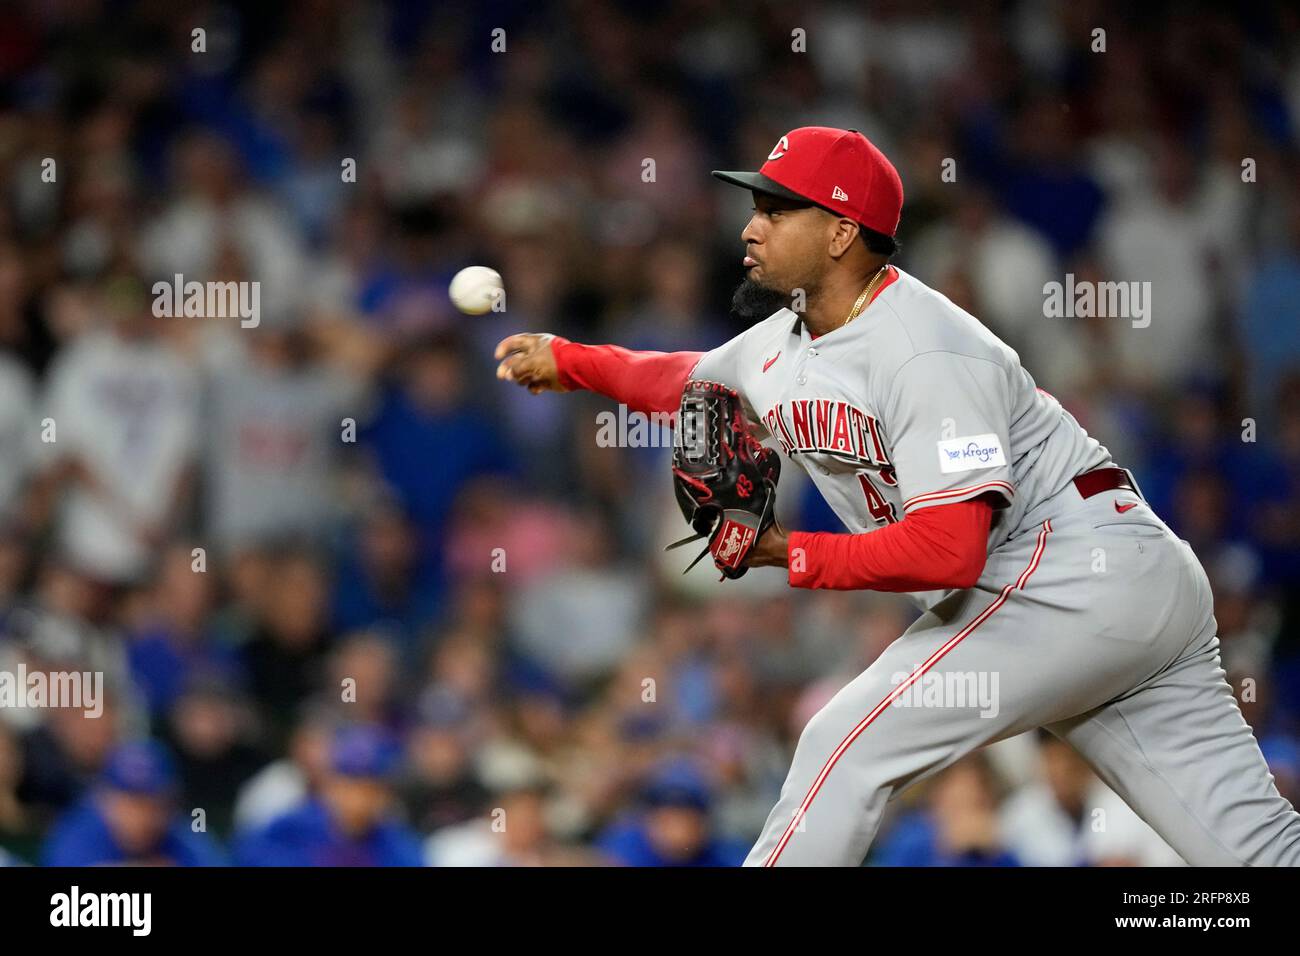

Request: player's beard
left=730, top=278, right=792, bottom=323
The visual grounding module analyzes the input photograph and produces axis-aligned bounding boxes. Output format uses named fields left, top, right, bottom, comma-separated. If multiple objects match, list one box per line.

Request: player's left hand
left=746, top=523, right=790, bottom=568
left=670, top=380, right=781, bottom=579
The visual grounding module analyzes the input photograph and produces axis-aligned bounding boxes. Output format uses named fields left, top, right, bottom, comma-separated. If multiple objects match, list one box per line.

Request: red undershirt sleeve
left=550, top=337, right=703, bottom=417
left=787, top=498, right=994, bottom=591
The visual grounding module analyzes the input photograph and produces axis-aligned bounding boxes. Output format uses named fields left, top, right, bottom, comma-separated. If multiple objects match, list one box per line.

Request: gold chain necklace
left=841, top=264, right=890, bottom=330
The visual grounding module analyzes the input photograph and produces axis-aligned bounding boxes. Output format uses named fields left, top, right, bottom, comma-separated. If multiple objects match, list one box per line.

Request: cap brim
left=711, top=170, right=814, bottom=205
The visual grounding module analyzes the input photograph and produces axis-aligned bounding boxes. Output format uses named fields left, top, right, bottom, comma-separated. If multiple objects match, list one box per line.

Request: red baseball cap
left=713, top=127, right=904, bottom=238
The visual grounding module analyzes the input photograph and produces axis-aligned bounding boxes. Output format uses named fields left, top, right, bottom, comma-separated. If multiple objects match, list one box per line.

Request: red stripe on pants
left=764, top=520, right=1053, bottom=866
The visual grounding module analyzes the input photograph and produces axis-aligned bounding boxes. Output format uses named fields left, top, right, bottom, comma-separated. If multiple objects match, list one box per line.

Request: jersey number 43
left=858, top=473, right=899, bottom=525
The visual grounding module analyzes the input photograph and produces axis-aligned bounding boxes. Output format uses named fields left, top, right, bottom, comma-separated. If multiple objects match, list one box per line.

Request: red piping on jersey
left=903, top=480, right=1015, bottom=511
left=808, top=266, right=899, bottom=341
left=763, top=519, right=1054, bottom=867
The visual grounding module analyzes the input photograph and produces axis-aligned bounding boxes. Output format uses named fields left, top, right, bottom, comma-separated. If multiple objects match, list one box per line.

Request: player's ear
left=827, top=218, right=860, bottom=259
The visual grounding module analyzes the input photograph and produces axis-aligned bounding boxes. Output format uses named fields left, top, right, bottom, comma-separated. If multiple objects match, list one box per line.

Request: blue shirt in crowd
left=233, top=799, right=424, bottom=867
left=871, top=811, right=1020, bottom=867
left=41, top=796, right=225, bottom=867
left=597, top=816, right=748, bottom=867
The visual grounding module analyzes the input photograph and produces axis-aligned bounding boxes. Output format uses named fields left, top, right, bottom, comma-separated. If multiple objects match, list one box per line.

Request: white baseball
left=448, top=266, right=504, bottom=315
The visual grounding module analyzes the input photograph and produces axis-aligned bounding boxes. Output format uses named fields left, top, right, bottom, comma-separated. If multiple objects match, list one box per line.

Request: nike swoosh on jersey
left=1114, top=500, right=1139, bottom=513
left=763, top=352, right=781, bottom=373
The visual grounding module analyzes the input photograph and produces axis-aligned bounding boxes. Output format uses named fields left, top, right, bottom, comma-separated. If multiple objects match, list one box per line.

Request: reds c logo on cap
left=713, top=126, right=905, bottom=237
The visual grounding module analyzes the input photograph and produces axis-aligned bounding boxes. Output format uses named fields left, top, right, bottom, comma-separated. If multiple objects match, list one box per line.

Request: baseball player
left=494, top=126, right=1300, bottom=866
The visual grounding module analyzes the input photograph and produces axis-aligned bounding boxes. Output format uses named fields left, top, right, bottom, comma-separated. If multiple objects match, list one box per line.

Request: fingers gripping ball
left=669, top=380, right=781, bottom=579
left=449, top=266, right=504, bottom=315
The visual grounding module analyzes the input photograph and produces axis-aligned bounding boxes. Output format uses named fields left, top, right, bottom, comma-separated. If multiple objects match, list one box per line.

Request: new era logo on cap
left=712, top=127, right=905, bottom=238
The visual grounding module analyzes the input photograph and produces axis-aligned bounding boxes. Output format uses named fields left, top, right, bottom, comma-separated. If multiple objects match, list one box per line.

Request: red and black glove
left=669, top=380, right=781, bottom=579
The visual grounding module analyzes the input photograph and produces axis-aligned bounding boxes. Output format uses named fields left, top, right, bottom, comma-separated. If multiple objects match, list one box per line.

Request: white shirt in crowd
left=38, top=329, right=198, bottom=581
left=999, top=780, right=1186, bottom=867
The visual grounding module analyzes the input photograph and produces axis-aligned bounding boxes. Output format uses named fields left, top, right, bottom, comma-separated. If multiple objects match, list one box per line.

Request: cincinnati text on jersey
left=762, top=398, right=897, bottom=483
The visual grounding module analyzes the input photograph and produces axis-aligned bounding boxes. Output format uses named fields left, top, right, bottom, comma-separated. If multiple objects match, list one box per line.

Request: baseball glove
left=668, top=380, right=781, bottom=579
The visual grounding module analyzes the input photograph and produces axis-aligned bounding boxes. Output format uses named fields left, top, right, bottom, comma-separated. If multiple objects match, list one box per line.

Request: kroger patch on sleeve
left=936, top=434, right=1007, bottom=474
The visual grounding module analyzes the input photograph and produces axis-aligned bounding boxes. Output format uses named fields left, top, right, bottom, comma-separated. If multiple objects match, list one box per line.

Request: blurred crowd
left=2, top=0, right=1300, bottom=867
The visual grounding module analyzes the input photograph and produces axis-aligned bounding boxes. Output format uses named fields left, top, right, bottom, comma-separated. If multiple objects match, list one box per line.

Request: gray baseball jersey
left=691, top=266, right=1300, bottom=866
left=693, top=266, right=1110, bottom=610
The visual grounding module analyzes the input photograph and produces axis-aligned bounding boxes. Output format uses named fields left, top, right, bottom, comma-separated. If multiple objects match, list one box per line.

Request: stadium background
left=1, top=0, right=1299, bottom=866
